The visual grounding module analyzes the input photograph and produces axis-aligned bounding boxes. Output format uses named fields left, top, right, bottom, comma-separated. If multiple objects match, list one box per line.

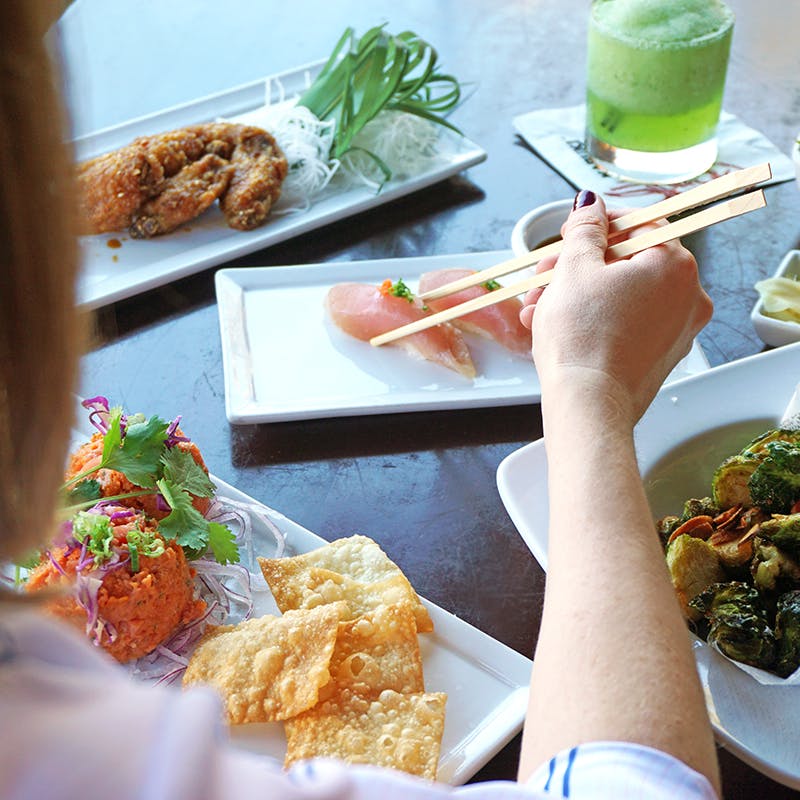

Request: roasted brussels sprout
left=656, top=515, right=681, bottom=548
left=689, top=581, right=776, bottom=670
left=775, top=590, right=800, bottom=678
left=711, top=535, right=754, bottom=572
left=712, top=455, right=757, bottom=510
left=744, top=428, right=800, bottom=456
left=666, top=534, right=725, bottom=620
left=682, top=497, right=719, bottom=520
left=712, top=430, right=800, bottom=513
left=748, top=441, right=800, bottom=514
left=750, top=536, right=800, bottom=594
left=758, top=513, right=800, bottom=559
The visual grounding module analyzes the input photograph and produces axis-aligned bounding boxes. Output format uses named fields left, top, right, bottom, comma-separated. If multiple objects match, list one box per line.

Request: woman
left=0, top=2, right=719, bottom=797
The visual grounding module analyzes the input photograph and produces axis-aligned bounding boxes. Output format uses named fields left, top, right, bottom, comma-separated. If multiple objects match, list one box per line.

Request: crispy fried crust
left=76, top=123, right=287, bottom=236
left=219, top=127, right=288, bottom=230
left=182, top=603, right=348, bottom=723
left=130, top=154, right=233, bottom=238
left=257, top=535, right=434, bottom=633
left=284, top=689, right=447, bottom=779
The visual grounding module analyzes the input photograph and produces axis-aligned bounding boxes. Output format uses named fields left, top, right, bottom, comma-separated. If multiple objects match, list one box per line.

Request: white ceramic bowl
left=793, top=137, right=800, bottom=190
left=510, top=198, right=572, bottom=259
left=751, top=249, right=800, bottom=347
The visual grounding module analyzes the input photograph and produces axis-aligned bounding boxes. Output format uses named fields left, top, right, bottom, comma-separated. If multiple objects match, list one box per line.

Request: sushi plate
left=215, top=250, right=710, bottom=424
left=74, top=61, right=487, bottom=310
left=496, top=341, right=800, bottom=790
left=68, top=404, right=532, bottom=785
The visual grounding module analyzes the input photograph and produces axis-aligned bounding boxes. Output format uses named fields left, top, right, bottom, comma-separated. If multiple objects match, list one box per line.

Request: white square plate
left=496, top=342, right=800, bottom=789
left=70, top=403, right=531, bottom=784
left=215, top=251, right=710, bottom=424
left=217, top=478, right=532, bottom=784
left=74, top=62, right=486, bottom=310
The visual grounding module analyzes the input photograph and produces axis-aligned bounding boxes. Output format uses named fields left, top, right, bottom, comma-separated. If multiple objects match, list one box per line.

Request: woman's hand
left=520, top=190, right=713, bottom=426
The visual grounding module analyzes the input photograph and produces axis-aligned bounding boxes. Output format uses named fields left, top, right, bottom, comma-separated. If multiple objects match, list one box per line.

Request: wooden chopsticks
left=417, top=162, right=772, bottom=303
left=369, top=163, right=770, bottom=348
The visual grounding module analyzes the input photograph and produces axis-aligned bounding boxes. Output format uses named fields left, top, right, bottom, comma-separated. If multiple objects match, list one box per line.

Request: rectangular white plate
left=215, top=250, right=710, bottom=424
left=74, top=62, right=487, bottom=310
left=69, top=403, right=531, bottom=784
left=496, top=342, right=800, bottom=790
left=218, top=480, right=531, bottom=784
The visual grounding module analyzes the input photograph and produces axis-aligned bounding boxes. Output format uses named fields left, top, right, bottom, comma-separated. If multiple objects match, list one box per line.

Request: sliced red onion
left=45, top=550, right=67, bottom=577
left=164, top=416, right=190, bottom=448
left=206, top=497, right=286, bottom=560
left=74, top=573, right=103, bottom=640
left=82, top=396, right=110, bottom=434
left=53, top=520, right=74, bottom=549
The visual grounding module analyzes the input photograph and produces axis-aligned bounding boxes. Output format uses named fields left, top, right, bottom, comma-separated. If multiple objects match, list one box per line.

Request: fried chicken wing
left=129, top=154, right=233, bottom=239
left=77, top=146, right=163, bottom=234
left=76, top=127, right=211, bottom=234
left=219, top=126, right=288, bottom=231
left=76, top=122, right=287, bottom=237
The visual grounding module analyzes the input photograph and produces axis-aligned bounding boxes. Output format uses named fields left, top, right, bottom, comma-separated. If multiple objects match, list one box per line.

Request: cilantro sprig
left=60, top=401, right=239, bottom=565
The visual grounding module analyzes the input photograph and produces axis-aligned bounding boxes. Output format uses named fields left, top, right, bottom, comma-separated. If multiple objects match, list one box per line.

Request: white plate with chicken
left=73, top=60, right=487, bottom=310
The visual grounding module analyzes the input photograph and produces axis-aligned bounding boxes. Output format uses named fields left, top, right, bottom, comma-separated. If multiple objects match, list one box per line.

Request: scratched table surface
left=61, top=0, right=800, bottom=796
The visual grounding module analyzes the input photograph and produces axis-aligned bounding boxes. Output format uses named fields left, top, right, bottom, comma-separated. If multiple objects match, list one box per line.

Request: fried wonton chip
left=318, top=603, right=424, bottom=703
left=182, top=602, right=347, bottom=723
left=258, top=535, right=433, bottom=633
left=284, top=689, right=447, bottom=780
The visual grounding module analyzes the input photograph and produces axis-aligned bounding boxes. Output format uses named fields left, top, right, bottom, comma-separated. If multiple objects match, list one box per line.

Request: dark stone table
left=62, top=0, right=800, bottom=796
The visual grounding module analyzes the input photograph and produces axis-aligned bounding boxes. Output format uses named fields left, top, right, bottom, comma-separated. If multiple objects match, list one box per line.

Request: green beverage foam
left=592, top=0, right=734, bottom=48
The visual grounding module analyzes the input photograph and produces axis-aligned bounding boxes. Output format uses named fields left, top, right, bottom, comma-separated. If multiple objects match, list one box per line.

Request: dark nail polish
left=573, top=189, right=596, bottom=210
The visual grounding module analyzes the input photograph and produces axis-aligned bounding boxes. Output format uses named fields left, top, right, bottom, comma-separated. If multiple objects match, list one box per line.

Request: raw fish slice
left=418, top=269, right=532, bottom=356
left=326, top=282, right=476, bottom=379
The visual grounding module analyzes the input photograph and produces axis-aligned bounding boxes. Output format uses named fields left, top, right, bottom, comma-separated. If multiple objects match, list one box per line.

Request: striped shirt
left=0, top=610, right=718, bottom=800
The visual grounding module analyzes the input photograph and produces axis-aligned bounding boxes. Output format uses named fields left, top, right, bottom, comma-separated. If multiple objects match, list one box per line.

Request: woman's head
left=0, top=1, right=83, bottom=562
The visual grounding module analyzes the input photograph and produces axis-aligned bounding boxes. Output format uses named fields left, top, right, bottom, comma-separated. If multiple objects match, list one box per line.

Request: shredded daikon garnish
left=269, top=106, right=340, bottom=211
left=337, top=110, right=449, bottom=191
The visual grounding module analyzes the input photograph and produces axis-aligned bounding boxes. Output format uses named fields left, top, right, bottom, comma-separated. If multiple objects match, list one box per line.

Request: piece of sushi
left=418, top=269, right=532, bottom=356
left=326, top=280, right=476, bottom=379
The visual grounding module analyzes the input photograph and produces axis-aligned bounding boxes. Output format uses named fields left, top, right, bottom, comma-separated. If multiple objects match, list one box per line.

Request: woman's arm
left=516, top=191, right=721, bottom=795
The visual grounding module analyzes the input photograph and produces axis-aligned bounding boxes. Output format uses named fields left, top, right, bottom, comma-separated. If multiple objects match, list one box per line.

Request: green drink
left=585, top=0, right=734, bottom=183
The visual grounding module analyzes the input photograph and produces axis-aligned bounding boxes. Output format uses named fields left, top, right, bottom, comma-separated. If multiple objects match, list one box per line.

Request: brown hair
left=0, top=1, right=83, bottom=564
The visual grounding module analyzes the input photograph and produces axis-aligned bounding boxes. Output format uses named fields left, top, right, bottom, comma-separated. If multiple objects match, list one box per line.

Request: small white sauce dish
left=510, top=198, right=572, bottom=259
left=751, top=249, right=800, bottom=348
left=793, top=137, right=800, bottom=190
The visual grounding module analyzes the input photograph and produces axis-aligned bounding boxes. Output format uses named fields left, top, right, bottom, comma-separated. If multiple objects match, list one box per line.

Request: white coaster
left=514, top=105, right=796, bottom=207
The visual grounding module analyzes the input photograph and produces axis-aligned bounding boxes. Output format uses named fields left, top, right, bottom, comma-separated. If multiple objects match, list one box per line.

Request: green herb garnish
left=297, top=25, right=463, bottom=181
left=161, top=448, right=216, bottom=498
left=482, top=279, right=501, bottom=291
left=156, top=478, right=239, bottom=565
left=63, top=407, right=168, bottom=491
left=125, top=528, right=165, bottom=573
left=389, top=278, right=414, bottom=302
left=71, top=512, right=115, bottom=567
